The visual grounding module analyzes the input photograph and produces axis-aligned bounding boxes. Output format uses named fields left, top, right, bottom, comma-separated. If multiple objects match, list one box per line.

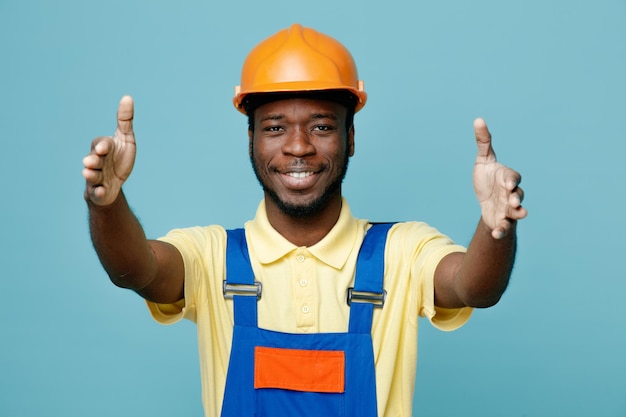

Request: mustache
left=274, top=159, right=324, bottom=172
left=288, top=158, right=308, bottom=167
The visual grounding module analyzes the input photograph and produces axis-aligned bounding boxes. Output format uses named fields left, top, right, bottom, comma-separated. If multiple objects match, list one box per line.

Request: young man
left=83, top=24, right=527, bottom=417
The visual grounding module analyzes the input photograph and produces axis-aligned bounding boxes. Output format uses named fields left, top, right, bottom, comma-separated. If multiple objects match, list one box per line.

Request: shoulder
left=157, top=225, right=228, bottom=255
left=384, top=221, right=452, bottom=245
left=383, top=221, right=464, bottom=263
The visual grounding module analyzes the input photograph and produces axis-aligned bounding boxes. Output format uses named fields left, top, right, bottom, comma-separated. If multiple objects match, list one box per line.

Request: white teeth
left=286, top=172, right=313, bottom=178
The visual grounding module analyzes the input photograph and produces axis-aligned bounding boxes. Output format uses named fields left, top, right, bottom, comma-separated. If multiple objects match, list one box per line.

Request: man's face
left=249, top=98, right=354, bottom=218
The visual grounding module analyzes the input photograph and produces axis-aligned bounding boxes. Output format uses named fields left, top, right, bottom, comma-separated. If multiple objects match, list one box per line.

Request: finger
left=86, top=184, right=107, bottom=204
left=90, top=136, right=114, bottom=156
left=474, top=117, right=496, bottom=161
left=492, top=219, right=515, bottom=240
left=115, top=95, right=134, bottom=136
left=82, top=153, right=103, bottom=170
left=507, top=204, right=528, bottom=221
left=82, top=167, right=103, bottom=185
left=508, top=191, right=521, bottom=209
left=508, top=187, right=525, bottom=208
left=83, top=137, right=113, bottom=169
left=502, top=170, right=522, bottom=191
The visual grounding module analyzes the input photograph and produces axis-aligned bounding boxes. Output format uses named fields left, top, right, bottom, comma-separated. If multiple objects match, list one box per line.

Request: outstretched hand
left=82, top=96, right=136, bottom=206
left=473, top=118, right=527, bottom=239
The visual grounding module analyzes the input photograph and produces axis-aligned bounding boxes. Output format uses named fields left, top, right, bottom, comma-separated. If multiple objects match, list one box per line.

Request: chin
left=269, top=191, right=335, bottom=219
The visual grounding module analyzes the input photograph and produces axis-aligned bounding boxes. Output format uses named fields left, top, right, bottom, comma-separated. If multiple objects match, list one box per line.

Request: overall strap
left=349, top=223, right=394, bottom=334
left=225, top=228, right=258, bottom=327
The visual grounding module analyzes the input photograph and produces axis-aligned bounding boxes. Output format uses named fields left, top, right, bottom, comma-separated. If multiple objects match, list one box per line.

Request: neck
left=264, top=194, right=343, bottom=247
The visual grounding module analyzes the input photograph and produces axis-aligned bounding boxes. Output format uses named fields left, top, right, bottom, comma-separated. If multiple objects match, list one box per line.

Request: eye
left=264, top=125, right=283, bottom=133
left=312, top=125, right=334, bottom=132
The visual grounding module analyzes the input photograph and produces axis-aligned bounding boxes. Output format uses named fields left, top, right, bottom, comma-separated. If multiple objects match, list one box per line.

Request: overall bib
left=221, top=223, right=393, bottom=417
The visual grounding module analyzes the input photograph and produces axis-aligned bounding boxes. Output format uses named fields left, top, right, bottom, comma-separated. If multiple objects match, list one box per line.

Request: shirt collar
left=246, top=198, right=358, bottom=270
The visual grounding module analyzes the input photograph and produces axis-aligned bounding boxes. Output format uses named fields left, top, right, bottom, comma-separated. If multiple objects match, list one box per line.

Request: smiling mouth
left=286, top=171, right=314, bottom=178
left=277, top=169, right=320, bottom=190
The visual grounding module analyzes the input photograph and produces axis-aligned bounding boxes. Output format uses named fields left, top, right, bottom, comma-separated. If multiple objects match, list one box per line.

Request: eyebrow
left=259, top=113, right=338, bottom=122
left=311, top=113, right=337, bottom=121
left=259, top=114, right=284, bottom=122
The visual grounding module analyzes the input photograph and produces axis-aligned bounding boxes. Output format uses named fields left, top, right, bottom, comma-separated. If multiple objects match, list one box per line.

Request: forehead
left=254, top=98, right=347, bottom=121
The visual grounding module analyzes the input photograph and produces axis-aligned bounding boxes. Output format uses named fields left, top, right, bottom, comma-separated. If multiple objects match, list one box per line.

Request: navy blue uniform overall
left=221, top=223, right=393, bottom=417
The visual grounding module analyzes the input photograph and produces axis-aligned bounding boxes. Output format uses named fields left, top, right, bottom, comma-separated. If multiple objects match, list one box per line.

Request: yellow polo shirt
left=148, top=199, right=472, bottom=417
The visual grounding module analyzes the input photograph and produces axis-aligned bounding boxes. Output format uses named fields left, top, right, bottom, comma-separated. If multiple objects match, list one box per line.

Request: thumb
left=115, top=95, right=134, bottom=137
left=474, top=117, right=496, bottom=162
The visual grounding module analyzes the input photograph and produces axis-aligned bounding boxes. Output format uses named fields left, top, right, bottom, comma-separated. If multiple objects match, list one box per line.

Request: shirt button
left=301, top=305, right=310, bottom=314
left=296, top=254, right=306, bottom=263
left=299, top=279, right=308, bottom=287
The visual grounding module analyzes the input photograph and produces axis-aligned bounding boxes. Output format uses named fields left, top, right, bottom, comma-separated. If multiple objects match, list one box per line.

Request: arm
left=82, top=96, right=184, bottom=304
left=434, top=118, right=527, bottom=308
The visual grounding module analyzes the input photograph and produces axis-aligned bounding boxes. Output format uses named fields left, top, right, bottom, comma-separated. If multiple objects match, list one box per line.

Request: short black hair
left=244, top=90, right=357, bottom=133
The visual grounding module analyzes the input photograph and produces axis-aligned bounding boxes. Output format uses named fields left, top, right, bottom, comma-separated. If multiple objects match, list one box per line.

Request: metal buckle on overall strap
left=346, top=288, right=386, bottom=308
left=223, top=281, right=262, bottom=300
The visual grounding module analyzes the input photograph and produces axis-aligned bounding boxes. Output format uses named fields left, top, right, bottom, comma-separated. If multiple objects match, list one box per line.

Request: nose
left=282, top=127, right=315, bottom=157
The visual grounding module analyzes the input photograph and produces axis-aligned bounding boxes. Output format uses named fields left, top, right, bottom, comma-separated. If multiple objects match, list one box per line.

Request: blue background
left=1, top=0, right=625, bottom=416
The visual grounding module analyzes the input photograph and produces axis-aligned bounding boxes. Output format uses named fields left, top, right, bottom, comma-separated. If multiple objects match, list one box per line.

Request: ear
left=347, top=125, right=355, bottom=157
left=248, top=129, right=254, bottom=158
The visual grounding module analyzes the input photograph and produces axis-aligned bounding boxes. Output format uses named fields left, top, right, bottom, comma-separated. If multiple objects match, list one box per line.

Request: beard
left=250, top=151, right=350, bottom=219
